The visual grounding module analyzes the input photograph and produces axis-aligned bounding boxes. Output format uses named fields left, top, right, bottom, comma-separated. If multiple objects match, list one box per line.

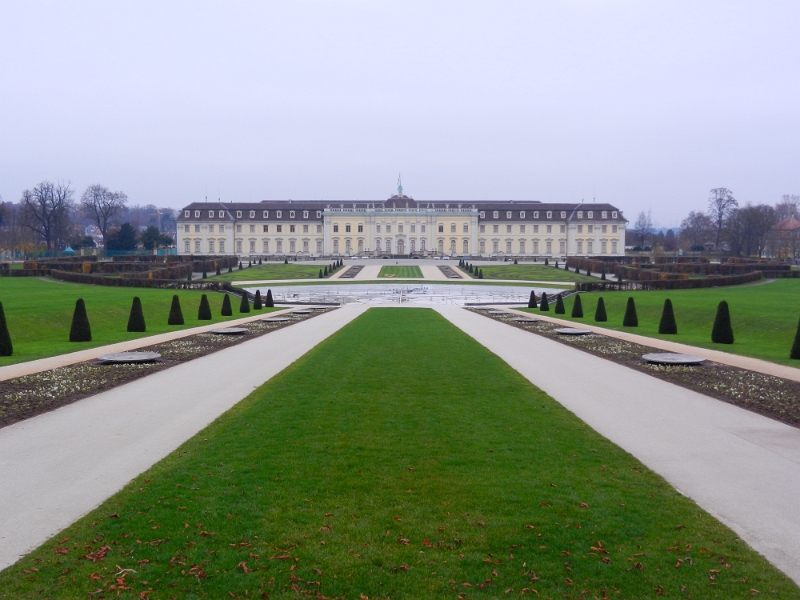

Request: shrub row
left=575, top=270, right=763, bottom=292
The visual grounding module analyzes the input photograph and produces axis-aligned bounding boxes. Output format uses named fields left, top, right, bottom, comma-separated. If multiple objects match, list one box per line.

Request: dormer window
left=290, top=211, right=295, bottom=218
left=276, top=210, right=282, bottom=218
left=236, top=211, right=242, bottom=218
left=587, top=211, right=593, bottom=219
left=506, top=211, right=512, bottom=219
left=602, top=211, right=608, bottom=218
left=219, top=211, right=224, bottom=218
left=560, top=211, right=567, bottom=218
left=533, top=211, right=539, bottom=219
left=303, top=210, right=309, bottom=218
left=577, top=211, right=583, bottom=219
left=546, top=211, right=552, bottom=219
left=612, top=211, right=618, bottom=218
left=209, top=210, right=214, bottom=218
left=480, top=211, right=485, bottom=218
left=250, top=210, right=255, bottom=218
left=493, top=211, right=499, bottom=219
left=185, top=211, right=190, bottom=217
left=194, top=211, right=200, bottom=218
left=263, top=210, right=269, bottom=218
left=520, top=211, right=525, bottom=218
left=316, top=211, right=322, bottom=218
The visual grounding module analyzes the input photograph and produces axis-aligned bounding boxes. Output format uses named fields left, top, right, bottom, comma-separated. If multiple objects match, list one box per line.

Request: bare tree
left=80, top=184, right=128, bottom=247
left=775, top=194, right=800, bottom=221
left=679, top=211, right=714, bottom=249
left=725, top=204, right=777, bottom=257
left=19, top=181, right=75, bottom=251
left=632, top=211, right=652, bottom=248
left=707, top=188, right=738, bottom=249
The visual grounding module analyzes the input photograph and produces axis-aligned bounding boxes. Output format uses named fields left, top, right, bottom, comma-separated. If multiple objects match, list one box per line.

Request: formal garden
left=1, top=308, right=796, bottom=598
left=378, top=265, right=424, bottom=278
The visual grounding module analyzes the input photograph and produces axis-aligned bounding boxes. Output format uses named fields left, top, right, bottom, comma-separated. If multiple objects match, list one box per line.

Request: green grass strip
left=378, top=266, right=423, bottom=278
left=0, top=279, right=276, bottom=367
left=210, top=264, right=325, bottom=281
left=524, top=279, right=800, bottom=366
left=471, top=264, right=600, bottom=283
left=1, top=308, right=795, bottom=598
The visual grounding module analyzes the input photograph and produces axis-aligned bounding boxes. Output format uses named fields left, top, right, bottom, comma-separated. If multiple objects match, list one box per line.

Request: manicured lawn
left=2, top=308, right=795, bottom=598
left=470, top=264, right=600, bottom=283
left=378, top=266, right=423, bottom=278
left=524, top=279, right=800, bottom=367
left=0, top=279, right=276, bottom=367
left=209, top=263, right=327, bottom=281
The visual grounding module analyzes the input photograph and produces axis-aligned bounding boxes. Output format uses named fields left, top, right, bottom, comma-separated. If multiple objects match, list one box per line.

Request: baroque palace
left=176, top=182, right=627, bottom=258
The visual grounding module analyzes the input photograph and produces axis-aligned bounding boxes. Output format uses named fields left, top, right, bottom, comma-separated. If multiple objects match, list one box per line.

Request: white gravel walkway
left=435, top=305, right=800, bottom=584
left=0, top=305, right=367, bottom=570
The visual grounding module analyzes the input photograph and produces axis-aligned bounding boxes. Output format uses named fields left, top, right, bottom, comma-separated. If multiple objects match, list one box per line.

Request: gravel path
left=0, top=304, right=367, bottom=570
left=435, top=305, right=800, bottom=585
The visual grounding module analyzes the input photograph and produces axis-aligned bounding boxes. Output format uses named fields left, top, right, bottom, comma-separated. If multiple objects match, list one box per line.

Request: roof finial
left=397, top=173, right=403, bottom=196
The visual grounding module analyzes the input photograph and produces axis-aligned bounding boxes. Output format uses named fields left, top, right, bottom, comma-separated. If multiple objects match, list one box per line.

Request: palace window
left=263, top=210, right=269, bottom=218
left=533, top=239, right=539, bottom=253
left=235, top=225, right=241, bottom=233
left=506, top=240, right=512, bottom=253
left=601, top=240, right=607, bottom=253
left=316, top=225, right=322, bottom=233
left=577, top=240, right=583, bottom=253
left=303, top=224, right=308, bottom=233
left=290, top=240, right=296, bottom=252
left=277, top=240, right=283, bottom=252
left=546, top=240, right=552, bottom=253
left=588, top=225, right=594, bottom=233
left=184, top=224, right=190, bottom=232
left=479, top=240, right=485, bottom=253
left=533, top=211, right=539, bottom=218
left=276, top=225, right=282, bottom=233
left=376, top=225, right=381, bottom=233
left=577, top=225, right=583, bottom=233
left=463, top=224, right=468, bottom=233
left=612, top=240, right=618, bottom=253
left=398, top=224, right=403, bottom=233
left=560, top=240, right=565, bottom=253
left=185, top=211, right=190, bottom=217
left=602, top=225, right=608, bottom=233
left=493, top=225, right=499, bottom=233
left=376, top=239, right=381, bottom=251
left=277, top=211, right=282, bottom=218
left=480, top=211, right=485, bottom=218
left=386, top=225, right=391, bottom=233
left=462, top=239, right=468, bottom=253
left=612, top=211, right=618, bottom=218
left=612, top=225, right=618, bottom=233
left=533, top=225, right=539, bottom=233
left=303, top=211, right=309, bottom=218
left=450, top=224, right=456, bottom=233
left=249, top=225, right=255, bottom=233
left=480, top=225, right=485, bottom=233
left=421, top=225, right=426, bottom=233
left=492, top=240, right=499, bottom=252
left=195, top=225, right=201, bottom=232
left=358, top=224, right=363, bottom=232
left=209, top=239, right=215, bottom=252
left=439, top=224, right=444, bottom=232
left=263, top=239, right=269, bottom=252
left=209, top=210, right=214, bottom=218
left=333, top=224, right=339, bottom=233
left=289, top=211, right=295, bottom=218
left=588, top=211, right=593, bottom=218
left=546, top=225, right=552, bottom=233
left=290, top=225, right=296, bottom=233
left=560, top=225, right=566, bottom=233
left=316, top=240, right=323, bottom=252
left=250, top=211, right=255, bottom=218
left=237, top=211, right=242, bottom=218
left=519, top=225, right=525, bottom=233
left=546, top=211, right=552, bottom=219
left=588, top=240, right=593, bottom=253
left=520, top=211, right=525, bottom=218
left=194, top=211, right=200, bottom=218
left=386, top=239, right=391, bottom=252
left=519, top=239, right=525, bottom=253
left=410, top=239, right=416, bottom=252
left=506, top=225, right=512, bottom=233
left=421, top=239, right=426, bottom=250
left=219, top=240, right=225, bottom=252
left=236, top=240, right=242, bottom=252
left=195, top=239, right=200, bottom=252
left=450, top=239, right=456, bottom=253
left=250, top=240, right=255, bottom=252
left=220, top=211, right=225, bottom=218
left=493, top=211, right=499, bottom=219
left=345, top=224, right=351, bottom=233
left=506, top=211, right=512, bottom=219
left=561, top=212, right=566, bottom=218
left=602, top=211, right=607, bottom=218
left=410, top=224, right=415, bottom=233
left=577, top=211, right=583, bottom=219
left=317, top=211, right=322, bottom=218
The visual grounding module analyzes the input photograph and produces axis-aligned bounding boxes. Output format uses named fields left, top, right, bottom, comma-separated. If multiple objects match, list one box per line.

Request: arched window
left=462, top=239, right=469, bottom=253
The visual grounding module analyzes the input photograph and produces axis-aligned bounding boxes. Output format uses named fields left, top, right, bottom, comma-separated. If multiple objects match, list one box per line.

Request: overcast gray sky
left=1, top=1, right=798, bottom=227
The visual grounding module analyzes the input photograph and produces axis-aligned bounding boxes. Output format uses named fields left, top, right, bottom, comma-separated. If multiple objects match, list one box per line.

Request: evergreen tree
left=228, top=265, right=233, bottom=273
left=265, top=289, right=274, bottom=307
left=571, top=294, right=583, bottom=318
left=791, top=317, right=800, bottom=360
left=540, top=292, right=549, bottom=311
left=239, top=293, right=250, bottom=313
left=254, top=290, right=263, bottom=310
left=564, top=261, right=569, bottom=270
left=127, top=296, right=146, bottom=332
left=216, top=266, right=221, bottom=276
left=0, top=301, right=13, bottom=356
left=259, top=258, right=262, bottom=265
left=249, top=260, right=252, bottom=267
left=221, top=294, right=233, bottom=316
left=239, top=261, right=243, bottom=269
left=324, top=266, right=329, bottom=276
left=601, top=270, right=606, bottom=280
left=514, top=258, right=518, bottom=265
left=167, top=295, right=184, bottom=325
left=711, top=300, right=734, bottom=344
left=528, top=290, right=538, bottom=309
left=69, top=298, right=92, bottom=341
left=554, top=294, right=565, bottom=314
left=202, top=269, right=207, bottom=279
left=187, top=270, right=193, bottom=282
left=319, top=269, right=323, bottom=278
left=555, top=261, right=559, bottom=268
left=575, top=266, right=580, bottom=274
left=658, top=299, right=678, bottom=334
left=478, top=269, right=483, bottom=279
left=544, top=258, right=549, bottom=266
left=594, top=297, right=607, bottom=322
left=198, top=294, right=212, bottom=320
left=284, top=258, right=288, bottom=264
left=622, top=297, right=638, bottom=327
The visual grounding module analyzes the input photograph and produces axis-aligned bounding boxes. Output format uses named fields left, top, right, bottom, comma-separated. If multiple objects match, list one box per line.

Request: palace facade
left=176, top=187, right=626, bottom=258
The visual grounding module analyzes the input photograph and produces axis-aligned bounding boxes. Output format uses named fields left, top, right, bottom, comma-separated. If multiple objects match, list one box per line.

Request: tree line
left=0, top=181, right=177, bottom=257
left=630, top=189, right=799, bottom=258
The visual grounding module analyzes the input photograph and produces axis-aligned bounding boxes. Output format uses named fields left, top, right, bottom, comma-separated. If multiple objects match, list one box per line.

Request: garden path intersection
left=0, top=303, right=799, bottom=587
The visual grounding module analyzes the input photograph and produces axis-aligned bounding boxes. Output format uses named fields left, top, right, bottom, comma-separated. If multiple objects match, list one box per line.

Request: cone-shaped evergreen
left=791, top=317, right=800, bottom=360
left=527, top=291, right=537, bottom=309
left=248, top=260, right=252, bottom=267
left=554, top=294, right=565, bottom=314
left=555, top=261, right=559, bottom=268
left=221, top=294, right=233, bottom=316
left=601, top=271, right=606, bottom=280
left=539, top=292, right=549, bottom=311
left=658, top=298, right=678, bottom=334
left=187, top=270, right=193, bottom=281
left=202, top=269, right=207, bottom=279
left=544, top=258, right=549, bottom=265
left=478, top=269, right=483, bottom=279
left=215, top=266, right=221, bottom=276
left=69, top=298, right=92, bottom=341
left=564, top=262, right=569, bottom=270
left=127, top=296, right=146, bottom=332
left=319, top=269, right=323, bottom=278
left=228, top=265, right=233, bottom=273
left=571, top=294, right=584, bottom=318
left=711, top=300, right=734, bottom=344
left=239, top=293, right=250, bottom=313
left=284, top=258, right=288, bottom=264
left=239, top=261, right=243, bottom=269
left=254, top=290, right=263, bottom=310
left=197, top=294, right=212, bottom=320
left=594, top=297, right=607, bottom=322
left=622, top=297, right=638, bottom=327
left=324, top=266, right=329, bottom=276
left=167, top=295, right=184, bottom=325
left=265, top=289, right=274, bottom=307
left=0, top=301, right=13, bottom=356
left=259, top=258, right=262, bottom=265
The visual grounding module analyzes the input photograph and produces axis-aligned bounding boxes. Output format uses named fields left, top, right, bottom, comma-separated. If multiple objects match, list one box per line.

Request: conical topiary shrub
left=791, top=317, right=800, bottom=360
left=127, top=296, right=146, bottom=332
left=168, top=295, right=184, bottom=325
left=601, top=270, right=606, bottom=280
left=198, top=294, right=212, bottom=320
left=265, top=289, right=274, bottom=307
left=215, top=266, right=221, bottom=276
left=254, top=290, right=263, bottom=310
left=69, top=298, right=92, bottom=341
left=528, top=291, right=538, bottom=309
left=239, top=261, right=243, bottom=269
left=539, top=292, right=549, bottom=311
left=239, top=293, right=250, bottom=313
left=202, top=269, right=207, bottom=279
left=324, top=266, right=328, bottom=276
left=571, top=294, right=583, bottom=318
left=478, top=269, right=483, bottom=279
left=221, top=294, right=233, bottom=316
left=187, top=270, right=192, bottom=282
left=228, top=265, right=233, bottom=273
left=594, top=297, right=607, bottom=322
left=318, top=269, right=323, bottom=278
left=544, top=258, right=549, bottom=266
left=658, top=298, right=677, bottom=334
left=0, top=301, right=12, bottom=356
left=622, top=297, right=638, bottom=327
left=554, top=294, right=565, bottom=314
left=555, top=261, right=559, bottom=269
left=711, top=300, right=734, bottom=344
